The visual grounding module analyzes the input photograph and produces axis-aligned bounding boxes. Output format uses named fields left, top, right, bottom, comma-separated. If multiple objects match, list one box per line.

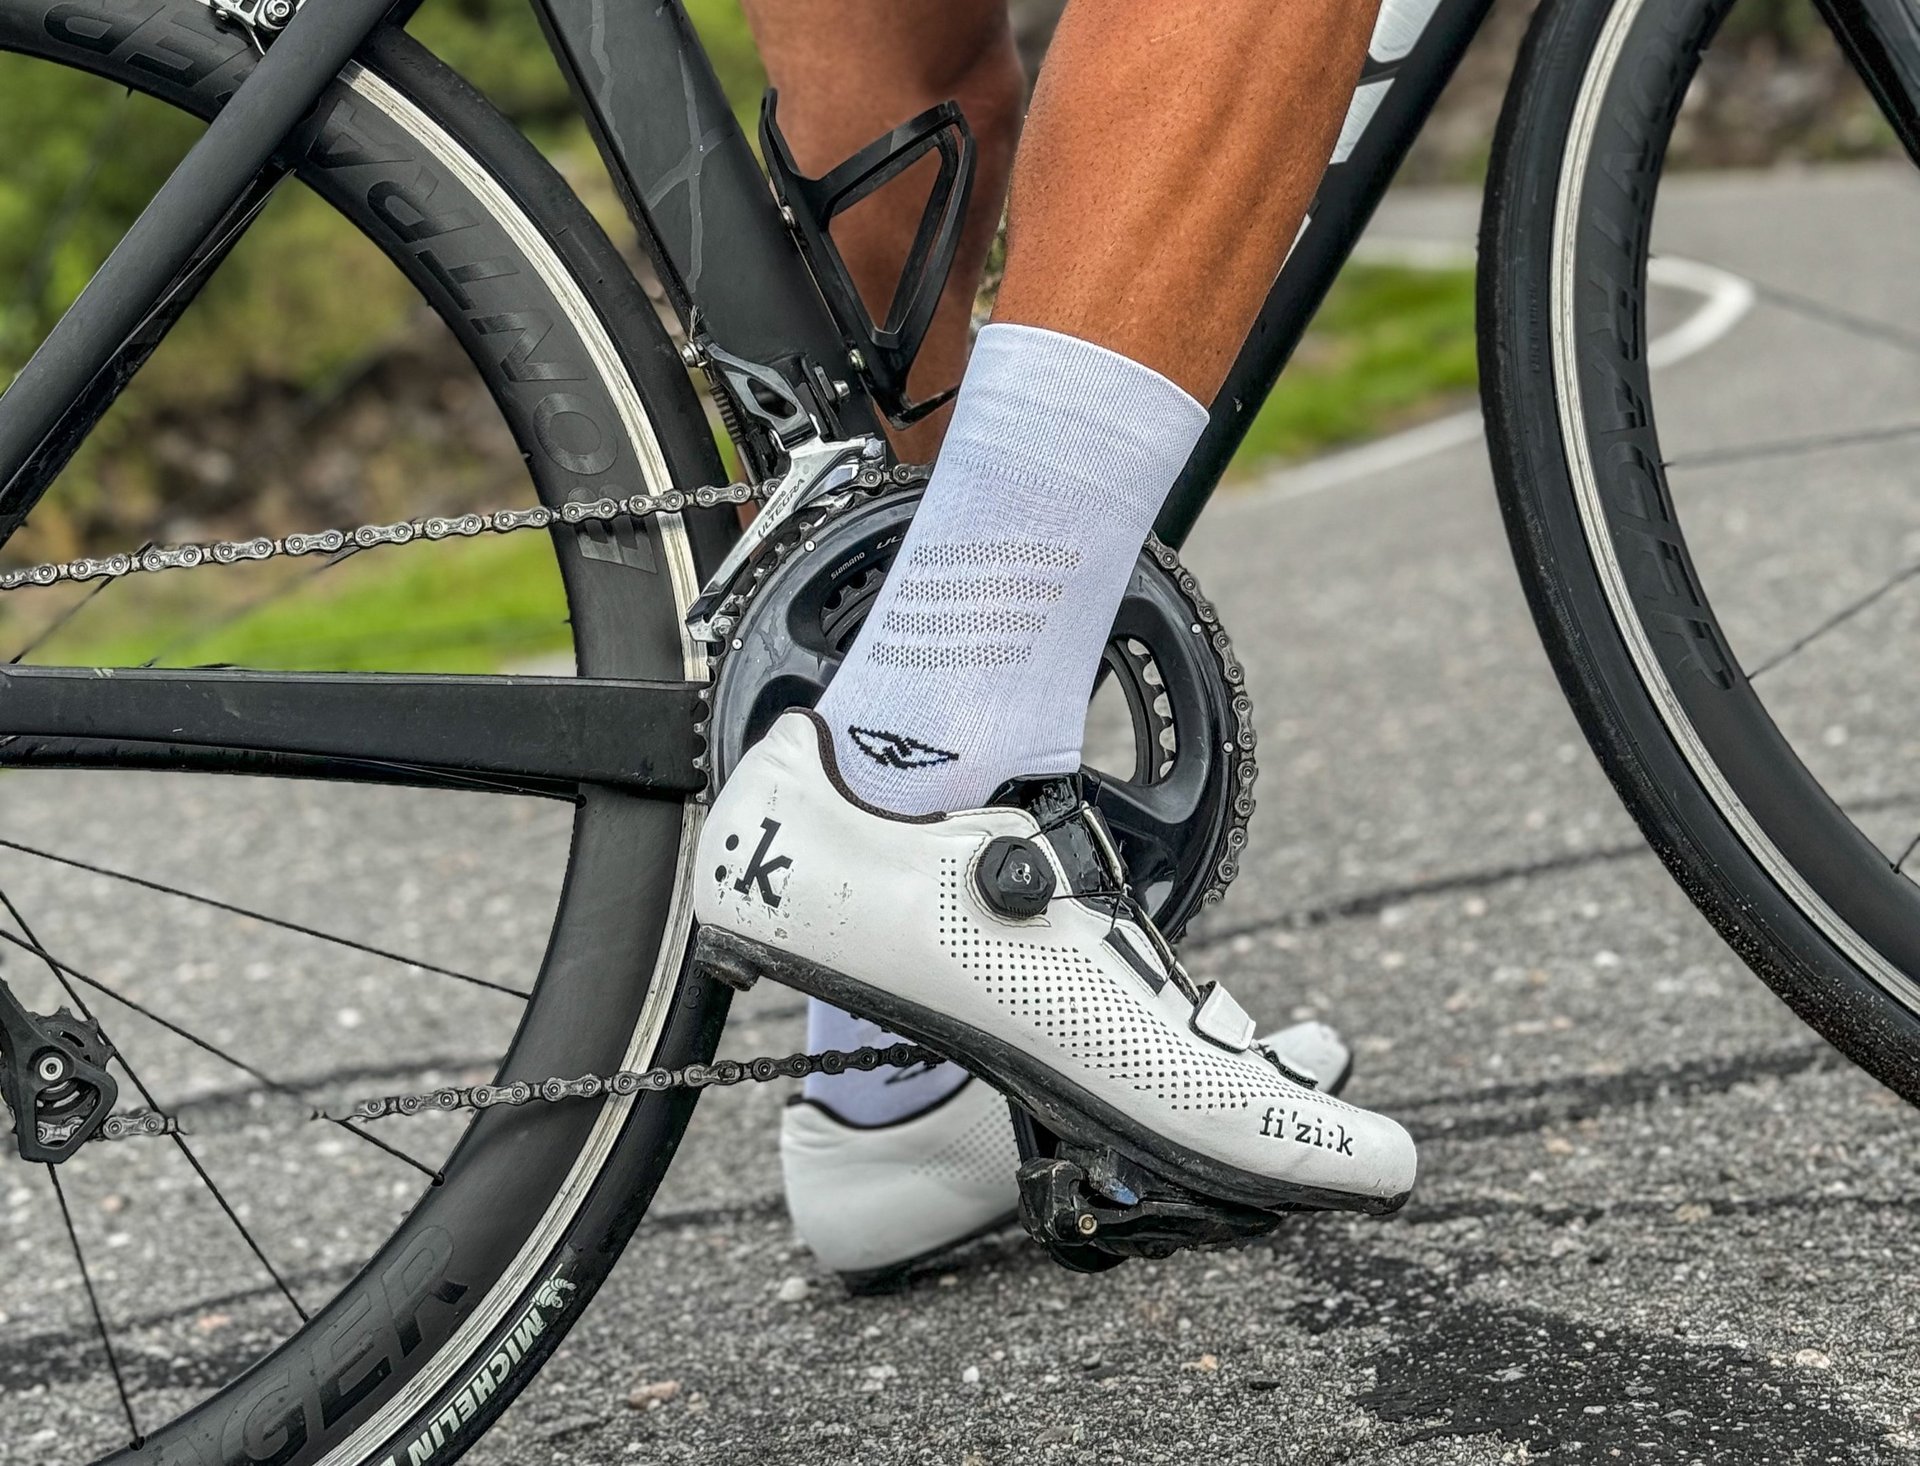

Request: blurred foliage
left=40, top=530, right=573, bottom=671
left=0, top=0, right=759, bottom=566
left=1719, top=0, right=1825, bottom=47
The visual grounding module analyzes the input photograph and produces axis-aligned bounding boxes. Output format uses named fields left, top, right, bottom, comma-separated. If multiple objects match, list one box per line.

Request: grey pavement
left=5, top=165, right=1920, bottom=1465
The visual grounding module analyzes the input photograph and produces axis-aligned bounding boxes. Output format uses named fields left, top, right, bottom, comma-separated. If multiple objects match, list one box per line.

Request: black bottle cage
left=760, top=90, right=977, bottom=429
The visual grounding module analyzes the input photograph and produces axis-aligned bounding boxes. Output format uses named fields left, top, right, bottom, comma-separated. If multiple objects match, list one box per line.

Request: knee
left=916, top=13, right=1026, bottom=169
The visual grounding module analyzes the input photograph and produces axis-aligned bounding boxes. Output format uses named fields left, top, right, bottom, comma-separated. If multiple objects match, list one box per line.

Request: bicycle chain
left=86, top=1042, right=945, bottom=1142
left=1, top=455, right=1254, bottom=1141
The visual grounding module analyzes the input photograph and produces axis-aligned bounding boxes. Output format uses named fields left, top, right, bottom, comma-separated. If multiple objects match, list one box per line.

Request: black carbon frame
left=1158, top=0, right=1498, bottom=544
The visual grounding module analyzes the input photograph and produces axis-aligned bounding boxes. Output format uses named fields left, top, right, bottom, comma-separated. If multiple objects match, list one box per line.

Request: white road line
left=1235, top=245, right=1756, bottom=507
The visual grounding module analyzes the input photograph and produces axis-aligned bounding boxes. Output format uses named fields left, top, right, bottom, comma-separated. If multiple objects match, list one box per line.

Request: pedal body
left=1009, top=1106, right=1282, bottom=1271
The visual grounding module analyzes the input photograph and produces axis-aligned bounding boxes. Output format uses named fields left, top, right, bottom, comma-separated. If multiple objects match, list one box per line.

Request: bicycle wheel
left=0, top=10, right=733, bottom=1463
left=1483, top=0, right=1920, bottom=1100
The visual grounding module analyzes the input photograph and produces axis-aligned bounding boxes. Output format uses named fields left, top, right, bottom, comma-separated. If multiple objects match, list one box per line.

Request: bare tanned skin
left=741, top=0, right=1382, bottom=438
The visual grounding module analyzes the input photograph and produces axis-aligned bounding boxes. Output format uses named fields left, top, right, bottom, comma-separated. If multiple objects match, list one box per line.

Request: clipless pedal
left=1010, top=1108, right=1284, bottom=1273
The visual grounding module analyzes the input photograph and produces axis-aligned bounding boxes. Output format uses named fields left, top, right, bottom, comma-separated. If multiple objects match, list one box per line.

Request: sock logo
left=722, top=818, right=793, bottom=908
left=848, top=726, right=960, bottom=770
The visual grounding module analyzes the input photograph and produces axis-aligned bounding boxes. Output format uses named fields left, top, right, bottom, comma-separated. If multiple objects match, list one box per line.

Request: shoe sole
left=694, top=926, right=1410, bottom=1218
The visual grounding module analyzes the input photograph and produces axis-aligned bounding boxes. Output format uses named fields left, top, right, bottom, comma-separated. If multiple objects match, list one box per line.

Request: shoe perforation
left=936, top=860, right=1355, bottom=1116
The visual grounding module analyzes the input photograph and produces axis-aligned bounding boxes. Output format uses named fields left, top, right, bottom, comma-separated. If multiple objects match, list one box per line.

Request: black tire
left=1482, top=0, right=1920, bottom=1102
left=0, top=8, right=734, bottom=1462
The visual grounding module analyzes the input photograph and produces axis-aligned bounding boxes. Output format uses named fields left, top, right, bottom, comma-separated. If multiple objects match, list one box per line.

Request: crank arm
left=685, top=434, right=886, bottom=639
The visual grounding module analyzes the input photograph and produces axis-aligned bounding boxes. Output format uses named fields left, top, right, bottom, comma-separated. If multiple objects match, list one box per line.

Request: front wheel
left=1483, top=0, right=1920, bottom=1101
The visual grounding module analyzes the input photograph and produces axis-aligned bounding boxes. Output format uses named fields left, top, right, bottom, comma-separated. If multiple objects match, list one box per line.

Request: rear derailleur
left=1010, top=1109, right=1282, bottom=1272
left=0, top=973, right=118, bottom=1163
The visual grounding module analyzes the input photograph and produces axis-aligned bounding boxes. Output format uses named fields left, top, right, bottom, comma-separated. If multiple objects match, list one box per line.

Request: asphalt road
left=6, top=166, right=1920, bottom=1465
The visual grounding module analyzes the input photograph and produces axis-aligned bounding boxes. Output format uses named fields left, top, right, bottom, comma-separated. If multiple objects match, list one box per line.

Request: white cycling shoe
left=693, top=711, right=1417, bottom=1231
left=782, top=1019, right=1356, bottom=1289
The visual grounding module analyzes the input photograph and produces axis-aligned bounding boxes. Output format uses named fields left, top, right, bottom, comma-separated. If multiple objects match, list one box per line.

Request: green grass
left=25, top=532, right=571, bottom=674
left=1230, top=261, right=1478, bottom=476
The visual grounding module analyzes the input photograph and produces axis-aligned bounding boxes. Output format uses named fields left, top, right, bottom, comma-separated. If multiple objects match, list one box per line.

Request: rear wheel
left=1484, top=0, right=1920, bottom=1101
left=0, top=10, right=734, bottom=1461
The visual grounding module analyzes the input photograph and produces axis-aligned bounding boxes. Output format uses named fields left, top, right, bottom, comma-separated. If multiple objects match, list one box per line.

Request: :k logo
left=728, top=818, right=793, bottom=908
left=848, top=726, right=959, bottom=770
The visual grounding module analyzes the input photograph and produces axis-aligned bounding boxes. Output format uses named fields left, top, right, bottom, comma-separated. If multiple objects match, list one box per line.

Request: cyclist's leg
left=700, top=0, right=1417, bottom=1226
left=740, top=0, right=1023, bottom=462
left=815, top=0, right=1383, bottom=817
left=995, top=3, right=1373, bottom=403
left=743, top=0, right=1023, bottom=1128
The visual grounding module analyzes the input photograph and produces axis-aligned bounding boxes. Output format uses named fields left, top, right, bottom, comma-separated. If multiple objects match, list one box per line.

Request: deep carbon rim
left=1551, top=0, right=1920, bottom=1020
left=0, top=15, right=710, bottom=1461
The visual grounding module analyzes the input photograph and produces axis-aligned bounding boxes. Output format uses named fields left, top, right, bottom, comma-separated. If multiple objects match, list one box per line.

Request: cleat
left=781, top=1020, right=1357, bottom=1287
left=695, top=711, right=1417, bottom=1243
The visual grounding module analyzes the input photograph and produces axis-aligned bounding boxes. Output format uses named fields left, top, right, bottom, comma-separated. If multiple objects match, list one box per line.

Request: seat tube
left=532, top=0, right=877, bottom=440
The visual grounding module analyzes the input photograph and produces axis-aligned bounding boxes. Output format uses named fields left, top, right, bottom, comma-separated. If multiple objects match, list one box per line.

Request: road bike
left=2, top=0, right=1918, bottom=1459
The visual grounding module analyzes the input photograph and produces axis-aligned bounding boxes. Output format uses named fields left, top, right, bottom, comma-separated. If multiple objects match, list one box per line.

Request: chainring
left=704, top=487, right=1255, bottom=941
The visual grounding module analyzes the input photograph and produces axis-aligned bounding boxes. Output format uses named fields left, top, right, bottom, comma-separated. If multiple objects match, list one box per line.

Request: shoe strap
left=997, top=775, right=1297, bottom=1060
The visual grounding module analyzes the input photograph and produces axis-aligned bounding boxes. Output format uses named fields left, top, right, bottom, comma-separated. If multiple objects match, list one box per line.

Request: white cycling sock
left=801, top=999, right=970, bottom=1125
left=812, top=321, right=1207, bottom=815
left=803, top=321, right=1207, bottom=1122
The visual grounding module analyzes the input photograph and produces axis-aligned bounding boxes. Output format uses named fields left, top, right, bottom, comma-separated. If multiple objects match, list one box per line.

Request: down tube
left=1154, top=0, right=1496, bottom=548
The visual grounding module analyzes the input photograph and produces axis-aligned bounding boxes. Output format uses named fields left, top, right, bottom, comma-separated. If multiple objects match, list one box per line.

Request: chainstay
left=90, top=1041, right=945, bottom=1142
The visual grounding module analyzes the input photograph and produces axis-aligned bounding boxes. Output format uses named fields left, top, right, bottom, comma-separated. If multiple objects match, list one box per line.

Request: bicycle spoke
left=0, top=834, right=528, bottom=999
left=1745, top=561, right=1920, bottom=681
left=7, top=546, right=150, bottom=664
left=1666, top=420, right=1920, bottom=472
left=164, top=1128, right=310, bottom=1322
left=1744, top=274, right=1920, bottom=361
left=0, top=664, right=705, bottom=793
left=1892, top=830, right=1920, bottom=875
left=47, top=1165, right=143, bottom=1451
left=0, top=894, right=313, bottom=1325
left=0, top=917, right=444, bottom=1182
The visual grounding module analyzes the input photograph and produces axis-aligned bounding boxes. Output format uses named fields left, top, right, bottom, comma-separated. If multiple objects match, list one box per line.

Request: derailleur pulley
left=0, top=976, right=119, bottom=1163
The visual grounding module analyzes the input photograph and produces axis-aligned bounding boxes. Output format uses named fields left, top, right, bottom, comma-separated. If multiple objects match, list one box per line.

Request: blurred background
left=0, top=0, right=1896, bottom=674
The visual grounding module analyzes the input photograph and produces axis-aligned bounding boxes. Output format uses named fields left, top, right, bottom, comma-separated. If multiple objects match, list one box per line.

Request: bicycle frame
left=530, top=0, right=1507, bottom=547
